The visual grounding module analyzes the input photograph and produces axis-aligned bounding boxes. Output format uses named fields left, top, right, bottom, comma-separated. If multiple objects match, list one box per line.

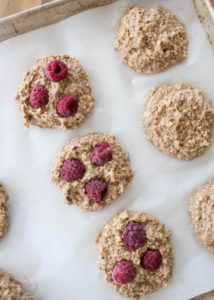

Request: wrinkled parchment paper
left=0, top=0, right=214, bottom=299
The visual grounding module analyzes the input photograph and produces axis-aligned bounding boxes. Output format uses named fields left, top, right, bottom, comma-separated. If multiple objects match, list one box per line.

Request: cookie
left=0, top=184, right=9, bottom=239
left=188, top=179, right=214, bottom=252
left=52, top=133, right=133, bottom=211
left=143, top=83, right=214, bottom=160
left=0, top=271, right=35, bottom=299
left=16, top=55, right=94, bottom=129
left=191, top=290, right=214, bottom=300
left=96, top=210, right=173, bottom=299
left=114, top=7, right=188, bottom=73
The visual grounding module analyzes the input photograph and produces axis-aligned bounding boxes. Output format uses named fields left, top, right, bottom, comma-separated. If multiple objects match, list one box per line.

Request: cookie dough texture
left=96, top=210, right=173, bottom=299
left=0, top=271, right=35, bottom=300
left=15, top=55, right=94, bottom=129
left=52, top=133, right=133, bottom=211
left=0, top=184, right=9, bottom=239
left=114, top=6, right=188, bottom=73
left=189, top=179, right=214, bottom=252
left=143, top=83, right=214, bottom=160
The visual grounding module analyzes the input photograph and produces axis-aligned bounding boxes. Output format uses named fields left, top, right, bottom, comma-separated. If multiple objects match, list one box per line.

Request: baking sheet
left=0, top=0, right=214, bottom=299
left=0, top=0, right=42, bottom=18
left=0, top=0, right=116, bottom=43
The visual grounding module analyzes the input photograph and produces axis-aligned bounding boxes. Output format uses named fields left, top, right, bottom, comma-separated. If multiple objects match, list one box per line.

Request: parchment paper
left=0, top=0, right=214, bottom=299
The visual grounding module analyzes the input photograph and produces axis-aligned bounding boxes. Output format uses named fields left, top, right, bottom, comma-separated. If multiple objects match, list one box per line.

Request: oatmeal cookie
left=0, top=271, right=35, bottom=299
left=114, top=6, right=188, bottom=73
left=189, top=179, right=214, bottom=252
left=96, top=210, right=173, bottom=299
left=143, top=83, right=214, bottom=160
left=52, top=133, right=133, bottom=211
left=15, top=55, right=94, bottom=129
left=0, top=184, right=9, bottom=239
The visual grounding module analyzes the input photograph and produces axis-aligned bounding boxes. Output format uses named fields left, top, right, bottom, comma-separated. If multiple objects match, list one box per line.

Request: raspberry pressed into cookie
left=52, top=133, right=133, bottom=211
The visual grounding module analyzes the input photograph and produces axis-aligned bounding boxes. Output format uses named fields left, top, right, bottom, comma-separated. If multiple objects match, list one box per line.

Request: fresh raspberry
left=123, top=222, right=146, bottom=252
left=29, top=85, right=49, bottom=108
left=85, top=179, right=107, bottom=202
left=90, top=142, right=112, bottom=166
left=141, top=249, right=162, bottom=271
left=56, top=95, right=78, bottom=117
left=112, top=260, right=136, bottom=285
left=60, top=159, right=85, bottom=182
left=45, top=59, right=68, bottom=82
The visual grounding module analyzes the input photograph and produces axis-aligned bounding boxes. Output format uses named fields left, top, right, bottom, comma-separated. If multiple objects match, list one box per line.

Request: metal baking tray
left=194, top=0, right=214, bottom=52
left=1, top=0, right=214, bottom=53
left=0, top=0, right=213, bottom=298
left=0, top=0, right=116, bottom=42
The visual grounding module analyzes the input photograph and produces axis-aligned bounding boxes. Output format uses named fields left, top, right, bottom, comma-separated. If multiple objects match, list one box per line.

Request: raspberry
left=56, top=95, right=78, bottom=117
left=112, top=260, right=136, bottom=285
left=29, top=85, right=49, bottom=108
left=90, top=142, right=112, bottom=166
left=60, top=159, right=85, bottom=182
left=141, top=249, right=162, bottom=271
left=45, top=59, right=68, bottom=82
left=85, top=179, right=107, bottom=202
left=123, top=222, right=146, bottom=252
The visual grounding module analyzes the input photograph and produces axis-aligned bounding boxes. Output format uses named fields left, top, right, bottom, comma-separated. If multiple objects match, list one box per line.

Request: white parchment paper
left=0, top=1, right=214, bottom=299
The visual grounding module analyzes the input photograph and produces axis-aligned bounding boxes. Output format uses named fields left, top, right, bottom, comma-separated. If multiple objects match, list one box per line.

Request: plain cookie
left=0, top=184, right=9, bottom=239
left=143, top=83, right=214, bottom=160
left=16, top=55, right=94, bottom=129
left=52, top=133, right=133, bottom=211
left=96, top=210, right=173, bottom=299
left=0, top=271, right=35, bottom=300
left=114, top=6, right=188, bottom=73
left=189, top=179, right=214, bottom=252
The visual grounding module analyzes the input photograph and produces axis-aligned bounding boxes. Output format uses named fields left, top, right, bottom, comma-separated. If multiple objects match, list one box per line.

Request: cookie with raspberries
left=52, top=133, right=133, bottom=211
left=15, top=55, right=94, bottom=129
left=0, top=271, right=35, bottom=299
left=188, top=179, right=214, bottom=252
left=96, top=210, right=173, bottom=299
left=0, top=184, right=9, bottom=239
